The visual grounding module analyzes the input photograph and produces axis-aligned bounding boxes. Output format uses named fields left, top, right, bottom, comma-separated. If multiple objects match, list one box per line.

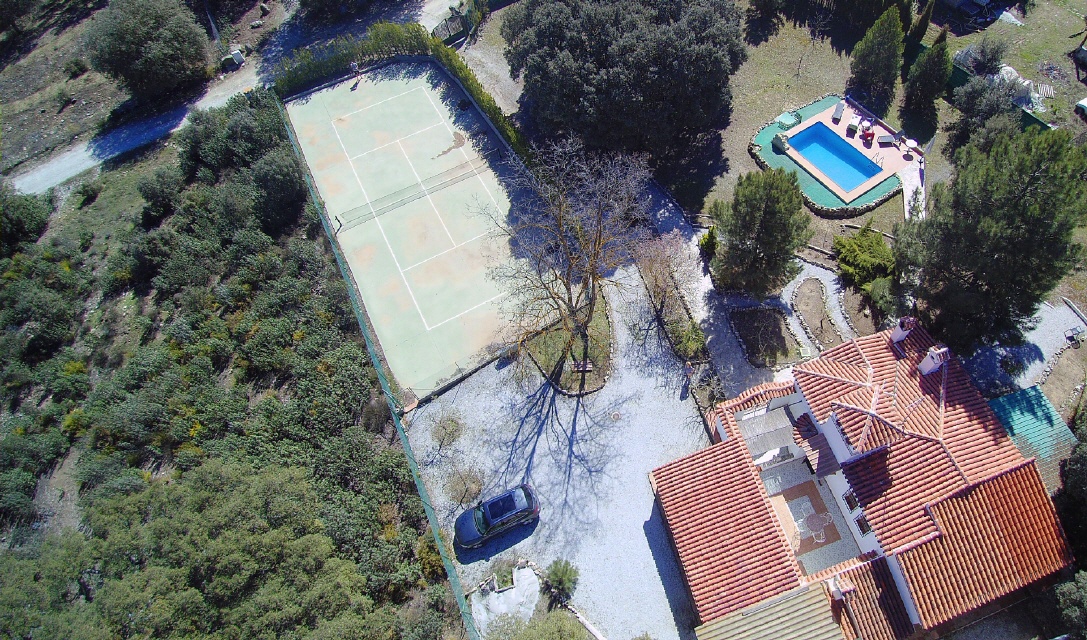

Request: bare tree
left=487, top=138, right=651, bottom=369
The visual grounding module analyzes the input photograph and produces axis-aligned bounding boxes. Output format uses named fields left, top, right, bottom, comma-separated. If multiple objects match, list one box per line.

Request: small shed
left=432, top=14, right=468, bottom=45
left=988, top=386, right=1078, bottom=494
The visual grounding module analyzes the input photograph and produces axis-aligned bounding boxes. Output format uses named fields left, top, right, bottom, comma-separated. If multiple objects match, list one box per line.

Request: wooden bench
left=571, top=360, right=594, bottom=373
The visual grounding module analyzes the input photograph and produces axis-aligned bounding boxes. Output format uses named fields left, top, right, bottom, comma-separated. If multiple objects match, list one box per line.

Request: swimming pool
left=789, top=122, right=881, bottom=193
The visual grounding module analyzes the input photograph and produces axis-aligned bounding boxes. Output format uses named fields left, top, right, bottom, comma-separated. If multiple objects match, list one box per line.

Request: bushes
left=543, top=559, right=579, bottom=607
left=833, top=222, right=893, bottom=288
left=0, top=185, right=49, bottom=258
left=85, top=0, right=210, bottom=99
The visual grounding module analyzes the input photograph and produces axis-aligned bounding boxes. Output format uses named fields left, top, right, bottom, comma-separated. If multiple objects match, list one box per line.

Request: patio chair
left=832, top=100, right=846, bottom=123
left=813, top=529, right=826, bottom=543
left=847, top=115, right=861, bottom=133
left=877, top=134, right=895, bottom=146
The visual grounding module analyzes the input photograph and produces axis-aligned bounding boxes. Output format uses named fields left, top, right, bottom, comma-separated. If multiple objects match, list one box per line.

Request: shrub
left=669, top=320, right=706, bottom=360
left=544, top=558, right=579, bottom=607
left=863, top=276, right=897, bottom=317
left=446, top=467, right=482, bottom=505
left=1, top=186, right=49, bottom=258
left=432, top=412, right=463, bottom=448
left=137, top=166, right=184, bottom=223
left=86, top=0, right=210, bottom=99
left=53, top=86, right=73, bottom=112
left=64, top=58, right=90, bottom=79
left=833, top=222, right=893, bottom=288
left=970, top=36, right=1007, bottom=76
left=416, top=528, right=446, bottom=582
left=76, top=180, right=103, bottom=207
left=698, top=226, right=717, bottom=260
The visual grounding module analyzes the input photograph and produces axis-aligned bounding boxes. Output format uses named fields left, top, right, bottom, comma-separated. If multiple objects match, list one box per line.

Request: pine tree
left=710, top=169, right=812, bottom=298
left=847, top=6, right=905, bottom=113
left=897, top=0, right=914, bottom=32
left=904, top=40, right=951, bottom=111
left=899, top=128, right=1087, bottom=350
left=908, top=0, right=934, bottom=42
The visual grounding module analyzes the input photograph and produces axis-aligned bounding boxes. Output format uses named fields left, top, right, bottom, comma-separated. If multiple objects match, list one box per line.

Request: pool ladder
left=873, top=153, right=884, bottom=168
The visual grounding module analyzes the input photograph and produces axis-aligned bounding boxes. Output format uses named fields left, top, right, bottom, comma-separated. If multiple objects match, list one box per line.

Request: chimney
left=891, top=317, right=917, bottom=343
left=919, top=345, right=950, bottom=375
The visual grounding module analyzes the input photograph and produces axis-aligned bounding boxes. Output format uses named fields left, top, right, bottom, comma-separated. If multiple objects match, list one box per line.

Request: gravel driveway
left=405, top=265, right=707, bottom=640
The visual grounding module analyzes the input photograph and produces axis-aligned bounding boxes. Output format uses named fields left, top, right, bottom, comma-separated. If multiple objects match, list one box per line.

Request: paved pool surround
left=752, top=95, right=909, bottom=210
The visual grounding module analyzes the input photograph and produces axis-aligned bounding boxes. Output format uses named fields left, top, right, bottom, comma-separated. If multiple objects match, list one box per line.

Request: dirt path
left=32, top=448, right=82, bottom=534
left=10, top=64, right=258, bottom=194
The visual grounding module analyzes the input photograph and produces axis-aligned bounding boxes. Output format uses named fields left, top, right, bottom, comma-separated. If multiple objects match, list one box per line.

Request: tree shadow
left=897, top=103, right=939, bottom=143
left=654, top=130, right=728, bottom=215
left=781, top=0, right=870, bottom=56
left=0, top=0, right=107, bottom=68
left=744, top=7, right=784, bottom=46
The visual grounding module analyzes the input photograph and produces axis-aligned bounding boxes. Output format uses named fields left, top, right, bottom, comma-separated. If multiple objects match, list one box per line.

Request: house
left=650, top=320, right=1072, bottom=639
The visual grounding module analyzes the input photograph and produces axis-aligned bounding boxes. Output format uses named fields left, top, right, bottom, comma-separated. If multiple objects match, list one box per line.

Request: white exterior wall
left=824, top=471, right=882, bottom=555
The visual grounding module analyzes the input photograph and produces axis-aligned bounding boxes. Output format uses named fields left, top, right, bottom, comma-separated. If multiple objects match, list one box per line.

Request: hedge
left=272, top=21, right=528, bottom=158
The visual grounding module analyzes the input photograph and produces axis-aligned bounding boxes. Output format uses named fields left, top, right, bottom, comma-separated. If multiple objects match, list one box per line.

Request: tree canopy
left=86, top=0, right=209, bottom=99
left=710, top=168, right=811, bottom=298
left=903, top=40, right=951, bottom=113
left=943, top=76, right=1019, bottom=153
left=0, top=185, right=49, bottom=258
left=501, top=0, right=746, bottom=151
left=847, top=6, right=904, bottom=114
left=896, top=128, right=1087, bottom=351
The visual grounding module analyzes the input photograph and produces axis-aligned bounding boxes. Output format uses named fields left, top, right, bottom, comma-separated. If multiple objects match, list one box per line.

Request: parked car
left=454, top=484, right=539, bottom=549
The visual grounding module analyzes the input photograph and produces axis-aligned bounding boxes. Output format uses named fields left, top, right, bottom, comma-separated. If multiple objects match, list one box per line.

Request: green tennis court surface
left=286, top=62, right=518, bottom=398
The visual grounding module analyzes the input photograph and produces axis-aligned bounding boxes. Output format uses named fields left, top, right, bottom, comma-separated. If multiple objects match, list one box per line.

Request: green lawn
left=526, top=299, right=612, bottom=393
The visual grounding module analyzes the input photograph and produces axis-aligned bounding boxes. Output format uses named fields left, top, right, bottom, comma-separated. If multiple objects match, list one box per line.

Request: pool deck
left=782, top=101, right=916, bottom=204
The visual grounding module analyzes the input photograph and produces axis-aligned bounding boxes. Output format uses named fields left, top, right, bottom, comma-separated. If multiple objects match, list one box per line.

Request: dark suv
left=453, top=484, right=539, bottom=549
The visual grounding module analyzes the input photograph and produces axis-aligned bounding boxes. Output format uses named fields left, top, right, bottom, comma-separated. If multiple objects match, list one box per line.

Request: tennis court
left=285, top=62, right=518, bottom=398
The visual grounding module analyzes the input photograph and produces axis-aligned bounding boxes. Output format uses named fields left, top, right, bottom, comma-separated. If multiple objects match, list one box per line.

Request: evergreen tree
left=86, top=0, right=209, bottom=99
left=897, top=0, right=914, bottom=32
left=847, top=6, right=905, bottom=113
left=898, top=128, right=1087, bottom=350
left=907, top=0, right=934, bottom=42
left=904, top=40, right=951, bottom=112
left=711, top=169, right=811, bottom=298
left=502, top=0, right=746, bottom=151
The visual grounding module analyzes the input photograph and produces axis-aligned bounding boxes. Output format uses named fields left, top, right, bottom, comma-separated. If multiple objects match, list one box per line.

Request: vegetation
left=967, top=36, right=1008, bottom=76
left=943, top=76, right=1019, bottom=153
left=903, top=40, right=951, bottom=114
left=494, top=139, right=647, bottom=379
left=731, top=308, right=803, bottom=367
left=543, top=559, right=579, bottom=608
left=501, top=0, right=747, bottom=151
left=710, top=168, right=811, bottom=298
left=0, top=89, right=459, bottom=637
left=847, top=7, right=904, bottom=114
left=85, top=0, right=210, bottom=99
left=485, top=610, right=588, bottom=640
left=300, top=0, right=373, bottom=17
left=896, top=128, right=1087, bottom=351
left=833, top=222, right=896, bottom=315
left=0, top=185, right=49, bottom=258
left=906, top=0, right=934, bottom=44
left=0, top=0, right=34, bottom=33
left=271, top=22, right=527, bottom=157
left=637, top=231, right=708, bottom=362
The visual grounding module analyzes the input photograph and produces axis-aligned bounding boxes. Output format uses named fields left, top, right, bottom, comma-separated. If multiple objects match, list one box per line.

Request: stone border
left=748, top=93, right=903, bottom=219
left=522, top=295, right=615, bottom=398
left=724, top=305, right=808, bottom=372
left=790, top=278, right=847, bottom=353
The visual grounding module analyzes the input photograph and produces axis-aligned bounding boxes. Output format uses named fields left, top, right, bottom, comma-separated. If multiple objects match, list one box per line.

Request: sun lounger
left=832, top=100, right=846, bottom=122
left=847, top=115, right=861, bottom=132
left=877, top=134, right=895, bottom=146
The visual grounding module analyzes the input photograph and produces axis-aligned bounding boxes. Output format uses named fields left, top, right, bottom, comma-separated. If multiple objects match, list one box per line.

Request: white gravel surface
left=645, top=183, right=857, bottom=396
left=406, top=266, right=707, bottom=640
left=471, top=566, right=540, bottom=636
left=964, top=300, right=1087, bottom=396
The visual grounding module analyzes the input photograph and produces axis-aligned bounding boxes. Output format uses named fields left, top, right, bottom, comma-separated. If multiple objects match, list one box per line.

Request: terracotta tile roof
left=651, top=440, right=802, bottom=624
left=796, top=327, right=1025, bottom=550
left=895, top=461, right=1072, bottom=628
left=793, top=414, right=840, bottom=477
left=834, top=557, right=914, bottom=640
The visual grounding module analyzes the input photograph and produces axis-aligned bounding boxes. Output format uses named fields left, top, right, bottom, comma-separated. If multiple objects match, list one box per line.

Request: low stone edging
left=789, top=277, right=848, bottom=354
left=722, top=303, right=808, bottom=372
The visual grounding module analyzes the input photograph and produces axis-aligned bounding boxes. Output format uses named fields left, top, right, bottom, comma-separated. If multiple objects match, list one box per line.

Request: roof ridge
left=932, top=457, right=1038, bottom=504
left=797, top=366, right=871, bottom=389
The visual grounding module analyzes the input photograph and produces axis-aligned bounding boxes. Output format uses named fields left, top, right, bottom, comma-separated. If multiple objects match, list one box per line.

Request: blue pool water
left=789, top=122, right=880, bottom=193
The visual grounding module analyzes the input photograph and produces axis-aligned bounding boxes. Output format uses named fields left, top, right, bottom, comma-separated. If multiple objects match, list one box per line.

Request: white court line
left=402, top=229, right=494, bottom=271
left=397, top=139, right=457, bottom=246
left=420, top=88, right=501, bottom=210
left=327, top=115, right=432, bottom=329
left=334, top=85, right=425, bottom=121
left=349, top=121, right=446, bottom=160
left=427, top=292, right=507, bottom=331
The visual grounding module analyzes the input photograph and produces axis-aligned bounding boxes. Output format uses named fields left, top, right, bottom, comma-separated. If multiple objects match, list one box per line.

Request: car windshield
left=473, top=505, right=488, bottom=532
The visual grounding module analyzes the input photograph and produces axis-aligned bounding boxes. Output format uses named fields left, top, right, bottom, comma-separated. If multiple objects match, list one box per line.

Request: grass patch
left=731, top=307, right=804, bottom=368
left=432, top=411, right=464, bottom=449
left=526, top=300, right=612, bottom=393
left=488, top=557, right=518, bottom=590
